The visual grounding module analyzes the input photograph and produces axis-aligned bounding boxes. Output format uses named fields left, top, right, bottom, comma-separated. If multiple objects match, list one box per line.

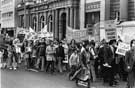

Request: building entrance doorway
left=59, top=13, right=66, bottom=40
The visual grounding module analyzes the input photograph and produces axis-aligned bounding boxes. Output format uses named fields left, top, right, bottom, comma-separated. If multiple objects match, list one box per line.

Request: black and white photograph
left=0, top=0, right=135, bottom=88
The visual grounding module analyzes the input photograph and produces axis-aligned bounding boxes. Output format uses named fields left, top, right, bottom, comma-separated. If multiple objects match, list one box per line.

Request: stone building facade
left=17, top=0, right=80, bottom=40
left=16, top=0, right=135, bottom=40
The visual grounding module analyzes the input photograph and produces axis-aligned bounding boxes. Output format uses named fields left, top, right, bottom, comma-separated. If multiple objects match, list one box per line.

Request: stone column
left=70, top=7, right=74, bottom=28
left=66, top=8, right=69, bottom=28
left=46, top=11, right=49, bottom=32
left=67, top=8, right=70, bottom=26
left=80, top=0, right=85, bottom=30
left=52, top=10, right=55, bottom=39
left=36, top=14, right=39, bottom=32
left=26, top=14, right=29, bottom=29
left=44, top=12, right=47, bottom=25
left=74, top=7, right=77, bottom=29
left=55, top=10, right=59, bottom=39
left=29, top=14, right=32, bottom=28
left=100, top=0, right=110, bottom=21
left=59, top=12, right=62, bottom=40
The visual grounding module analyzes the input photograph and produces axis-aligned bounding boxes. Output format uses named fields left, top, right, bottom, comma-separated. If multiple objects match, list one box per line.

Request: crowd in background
left=0, top=35, right=135, bottom=88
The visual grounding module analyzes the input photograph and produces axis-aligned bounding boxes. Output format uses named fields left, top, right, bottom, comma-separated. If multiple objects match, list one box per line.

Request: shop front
left=85, top=1, right=101, bottom=42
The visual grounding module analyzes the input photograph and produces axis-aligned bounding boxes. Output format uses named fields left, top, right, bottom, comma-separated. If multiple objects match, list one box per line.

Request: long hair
left=130, top=39, right=135, bottom=47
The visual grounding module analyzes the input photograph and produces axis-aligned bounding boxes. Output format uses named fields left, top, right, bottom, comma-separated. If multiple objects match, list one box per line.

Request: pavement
left=0, top=69, right=127, bottom=88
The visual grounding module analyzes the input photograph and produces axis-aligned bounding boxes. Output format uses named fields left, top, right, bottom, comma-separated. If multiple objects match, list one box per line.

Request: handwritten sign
left=105, top=28, right=117, bottom=40
left=116, top=42, right=130, bottom=56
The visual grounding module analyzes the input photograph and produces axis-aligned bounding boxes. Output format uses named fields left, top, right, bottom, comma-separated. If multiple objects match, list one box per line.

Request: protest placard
left=116, top=42, right=130, bottom=56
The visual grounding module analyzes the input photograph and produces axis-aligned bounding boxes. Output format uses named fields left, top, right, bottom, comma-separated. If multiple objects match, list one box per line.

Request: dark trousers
left=46, top=61, right=54, bottom=73
left=127, top=68, right=135, bottom=88
left=69, top=65, right=78, bottom=77
left=102, top=65, right=115, bottom=86
left=31, top=57, right=36, bottom=69
left=94, top=58, right=100, bottom=78
left=26, top=52, right=31, bottom=69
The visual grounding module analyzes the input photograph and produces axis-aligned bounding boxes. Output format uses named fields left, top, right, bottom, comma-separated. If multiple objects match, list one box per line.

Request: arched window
left=48, top=15, right=53, bottom=32
left=33, top=17, right=37, bottom=32
left=40, top=16, right=45, bottom=31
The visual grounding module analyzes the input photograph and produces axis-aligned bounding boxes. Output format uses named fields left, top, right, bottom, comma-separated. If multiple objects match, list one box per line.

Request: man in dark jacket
left=56, top=42, right=65, bottom=73
left=98, top=40, right=115, bottom=86
left=108, top=39, right=117, bottom=86
left=37, top=38, right=46, bottom=71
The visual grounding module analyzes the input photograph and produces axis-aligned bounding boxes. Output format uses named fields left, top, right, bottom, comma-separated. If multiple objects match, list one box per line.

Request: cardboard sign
left=116, top=42, right=130, bottom=56
left=105, top=28, right=117, bottom=41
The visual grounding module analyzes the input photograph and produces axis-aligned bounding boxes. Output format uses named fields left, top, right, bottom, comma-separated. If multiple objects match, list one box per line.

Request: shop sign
left=86, top=1, right=100, bottom=11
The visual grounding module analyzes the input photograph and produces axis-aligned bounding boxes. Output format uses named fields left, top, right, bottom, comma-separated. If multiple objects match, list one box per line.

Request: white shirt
left=69, top=53, right=79, bottom=66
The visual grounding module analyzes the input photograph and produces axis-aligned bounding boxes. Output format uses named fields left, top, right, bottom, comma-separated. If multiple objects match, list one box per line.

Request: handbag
left=125, top=51, right=135, bottom=72
left=125, top=61, right=135, bottom=72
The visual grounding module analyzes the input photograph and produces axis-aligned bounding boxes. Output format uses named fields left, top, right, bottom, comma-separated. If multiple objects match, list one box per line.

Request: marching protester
left=46, top=41, right=55, bottom=73
left=25, top=40, right=33, bottom=69
left=69, top=39, right=77, bottom=57
left=7, top=44, right=18, bottom=70
left=21, top=40, right=28, bottom=69
left=89, top=40, right=97, bottom=82
left=109, top=39, right=118, bottom=86
left=1, top=29, right=135, bottom=88
left=30, top=40, right=39, bottom=70
left=36, top=38, right=46, bottom=71
left=56, top=42, right=65, bottom=73
left=98, top=39, right=116, bottom=86
left=125, top=39, right=135, bottom=88
left=62, top=39, right=69, bottom=71
left=69, top=49, right=80, bottom=80
left=116, top=40, right=128, bottom=81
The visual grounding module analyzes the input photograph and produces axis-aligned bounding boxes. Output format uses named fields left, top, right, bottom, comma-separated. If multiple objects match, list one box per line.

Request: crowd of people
left=0, top=35, right=135, bottom=88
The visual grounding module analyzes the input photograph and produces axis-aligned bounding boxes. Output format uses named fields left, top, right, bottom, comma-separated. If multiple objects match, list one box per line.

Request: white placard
left=116, top=42, right=130, bottom=56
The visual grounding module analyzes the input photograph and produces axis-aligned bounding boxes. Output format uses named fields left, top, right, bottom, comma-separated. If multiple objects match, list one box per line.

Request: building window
left=33, top=17, right=37, bottom=32
left=20, top=15, right=24, bottom=27
left=48, top=15, right=53, bottom=32
left=40, top=16, right=45, bottom=31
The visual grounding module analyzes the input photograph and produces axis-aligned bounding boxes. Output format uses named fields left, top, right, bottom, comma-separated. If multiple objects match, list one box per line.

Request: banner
left=16, top=27, right=27, bottom=35
left=25, top=27, right=38, bottom=40
left=116, top=21, right=135, bottom=43
left=100, top=20, right=117, bottom=41
left=105, top=28, right=117, bottom=41
left=66, top=26, right=88, bottom=42
left=116, top=42, right=130, bottom=56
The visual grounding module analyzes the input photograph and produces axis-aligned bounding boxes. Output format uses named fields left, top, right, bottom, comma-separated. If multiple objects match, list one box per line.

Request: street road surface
left=0, top=69, right=127, bottom=88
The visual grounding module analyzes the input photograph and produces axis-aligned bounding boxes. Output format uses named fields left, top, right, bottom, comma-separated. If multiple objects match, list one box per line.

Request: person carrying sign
left=125, top=39, right=135, bottom=88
